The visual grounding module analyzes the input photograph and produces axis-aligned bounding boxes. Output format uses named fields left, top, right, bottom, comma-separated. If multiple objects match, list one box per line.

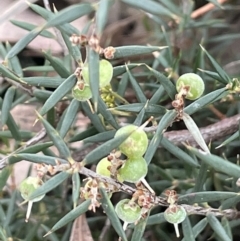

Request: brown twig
left=72, top=113, right=240, bottom=162
left=191, top=0, right=229, bottom=19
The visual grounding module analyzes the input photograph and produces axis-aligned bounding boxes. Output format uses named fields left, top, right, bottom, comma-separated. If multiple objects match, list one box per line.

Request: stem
left=25, top=201, right=33, bottom=222
left=173, top=223, right=180, bottom=237
left=140, top=178, right=155, bottom=194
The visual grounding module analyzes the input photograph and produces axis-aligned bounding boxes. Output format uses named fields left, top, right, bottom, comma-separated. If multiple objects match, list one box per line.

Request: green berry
left=96, top=157, right=111, bottom=177
left=72, top=82, right=92, bottom=101
left=114, top=125, right=148, bottom=157
left=82, top=59, right=113, bottom=88
left=118, top=156, right=147, bottom=183
left=115, top=199, right=141, bottom=223
left=164, top=205, right=187, bottom=224
left=19, top=177, right=45, bottom=202
left=176, top=73, right=205, bottom=100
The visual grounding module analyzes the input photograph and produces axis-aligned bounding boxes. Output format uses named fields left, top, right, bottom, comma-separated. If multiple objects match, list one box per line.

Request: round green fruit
left=176, top=73, right=204, bottom=100
left=114, top=125, right=148, bottom=157
left=164, top=205, right=187, bottom=224
left=19, top=177, right=45, bottom=202
left=118, top=156, right=147, bottom=183
left=96, top=157, right=111, bottom=177
left=72, top=82, right=92, bottom=101
left=115, top=199, right=141, bottom=223
left=82, top=59, right=113, bottom=88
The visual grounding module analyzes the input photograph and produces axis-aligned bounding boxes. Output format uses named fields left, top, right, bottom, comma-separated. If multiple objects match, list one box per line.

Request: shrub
left=1, top=0, right=240, bottom=240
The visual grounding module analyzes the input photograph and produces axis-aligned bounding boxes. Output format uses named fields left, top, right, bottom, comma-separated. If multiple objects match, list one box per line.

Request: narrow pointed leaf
left=182, top=113, right=209, bottom=153
left=17, top=142, right=53, bottom=154
left=40, top=74, right=77, bottom=116
left=221, top=217, right=233, bottom=240
left=113, top=103, right=166, bottom=115
left=1, top=86, right=16, bottom=125
left=37, top=113, right=72, bottom=162
left=23, top=77, right=65, bottom=88
left=122, top=0, right=176, bottom=17
left=82, top=127, right=137, bottom=165
left=146, top=66, right=176, bottom=100
left=207, top=213, right=231, bottom=241
left=68, top=126, right=98, bottom=142
left=200, top=45, right=230, bottom=84
left=184, top=87, right=228, bottom=115
left=220, top=195, right=240, bottom=210
left=45, top=199, right=91, bottom=236
left=144, top=110, right=177, bottom=164
left=216, top=131, right=239, bottom=149
left=43, top=51, right=71, bottom=78
left=160, top=137, right=199, bottom=167
left=182, top=218, right=208, bottom=241
left=30, top=171, right=70, bottom=200
left=96, top=0, right=111, bottom=36
left=8, top=153, right=67, bottom=165
left=194, top=162, right=209, bottom=192
left=33, top=89, right=53, bottom=101
left=23, top=66, right=54, bottom=72
left=10, top=19, right=55, bottom=38
left=149, top=85, right=165, bottom=104
left=72, top=173, right=81, bottom=208
left=131, top=212, right=149, bottom=241
left=133, top=101, right=148, bottom=126
left=81, top=102, right=106, bottom=132
left=187, top=146, right=240, bottom=179
left=0, top=63, right=24, bottom=82
left=112, top=45, right=167, bottom=59
left=126, top=66, right=147, bottom=103
left=0, top=167, right=11, bottom=192
left=198, top=69, right=223, bottom=82
left=98, top=97, right=119, bottom=129
left=113, top=64, right=139, bottom=77
left=182, top=216, right=195, bottom=241
left=99, top=188, right=128, bottom=241
left=43, top=3, right=94, bottom=28
left=6, top=27, right=43, bottom=59
left=88, top=48, right=99, bottom=111
left=146, top=213, right=166, bottom=225
left=83, top=130, right=116, bottom=143
left=59, top=99, right=80, bottom=138
left=178, top=191, right=237, bottom=205
left=5, top=113, right=21, bottom=141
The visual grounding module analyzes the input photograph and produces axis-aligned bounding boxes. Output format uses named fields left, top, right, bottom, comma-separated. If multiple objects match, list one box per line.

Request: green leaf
left=149, top=86, right=165, bottom=104
left=99, top=188, right=128, bottom=241
left=88, top=48, right=100, bottom=111
left=6, top=27, right=44, bottom=59
left=82, top=126, right=137, bottom=165
left=40, top=74, right=77, bottom=116
left=43, top=51, right=71, bottom=78
left=113, top=45, right=167, bottom=59
left=144, top=110, right=177, bottom=164
left=182, top=218, right=208, bottom=241
left=178, top=191, right=237, bottom=205
left=83, top=130, right=116, bottom=143
left=0, top=63, right=24, bottom=82
left=72, top=173, right=81, bottom=209
left=0, top=167, right=11, bottom=192
left=146, top=212, right=166, bottom=226
left=216, top=131, right=239, bottom=149
left=160, top=137, right=199, bottom=167
left=68, top=126, right=98, bottom=143
left=200, top=45, right=230, bottom=84
left=121, top=0, right=176, bottom=18
left=113, top=103, right=166, bottom=115
left=182, top=113, right=209, bottom=153
left=131, top=212, right=149, bottom=241
left=113, top=64, right=139, bottom=77
left=133, top=101, right=148, bottom=126
left=4, top=191, right=17, bottom=229
left=220, top=195, right=240, bottom=210
left=96, top=0, right=111, bottom=36
left=184, top=87, right=228, bottom=115
left=29, top=171, right=70, bottom=201
left=44, top=200, right=91, bottom=236
left=81, top=102, right=106, bottom=132
left=98, top=97, right=119, bottom=129
left=59, top=99, right=80, bottom=138
left=33, top=89, right=53, bottom=101
left=8, top=153, right=67, bottom=165
left=23, top=77, right=65, bottom=88
left=187, top=146, right=240, bottom=179
left=1, top=86, right=16, bottom=125
left=126, top=66, right=147, bottom=103
left=207, top=213, right=231, bottom=241
left=194, top=162, right=208, bottom=192
left=182, top=216, right=195, bottom=241
left=146, top=66, right=176, bottom=100
left=221, top=217, right=232, bottom=240
left=198, top=69, right=223, bottom=82
left=37, top=113, right=73, bottom=163
left=44, top=3, right=94, bottom=28
left=10, top=19, right=55, bottom=38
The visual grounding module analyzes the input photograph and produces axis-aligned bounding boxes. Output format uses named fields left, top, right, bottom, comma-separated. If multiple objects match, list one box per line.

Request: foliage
left=1, top=0, right=240, bottom=240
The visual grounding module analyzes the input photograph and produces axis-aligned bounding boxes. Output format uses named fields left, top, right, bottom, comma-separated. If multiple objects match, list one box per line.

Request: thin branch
left=191, top=0, right=229, bottom=19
